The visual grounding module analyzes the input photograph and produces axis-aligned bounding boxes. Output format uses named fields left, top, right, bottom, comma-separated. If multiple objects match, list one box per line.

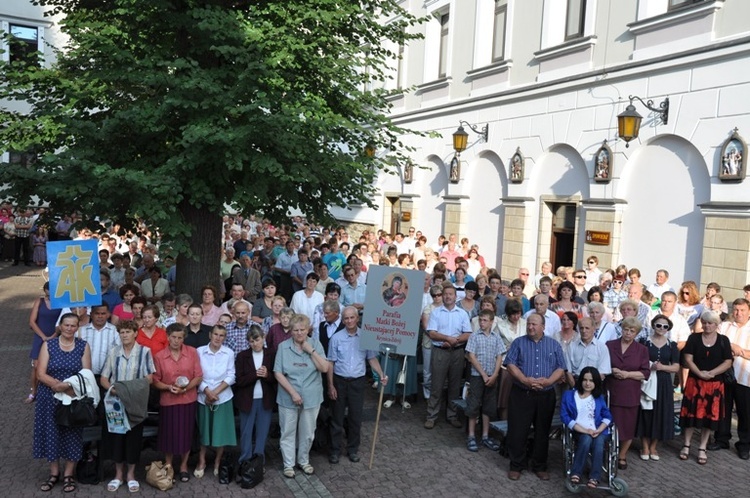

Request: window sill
left=415, top=77, right=451, bottom=94
left=466, top=59, right=513, bottom=81
left=533, top=36, right=597, bottom=62
left=628, top=0, right=725, bottom=35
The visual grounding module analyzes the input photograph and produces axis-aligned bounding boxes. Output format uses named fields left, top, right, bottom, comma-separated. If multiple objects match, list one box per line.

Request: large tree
left=1, top=0, right=421, bottom=295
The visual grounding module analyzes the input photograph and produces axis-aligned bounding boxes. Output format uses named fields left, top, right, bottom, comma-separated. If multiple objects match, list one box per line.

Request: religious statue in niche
left=403, top=161, right=413, bottom=184
left=510, top=148, right=524, bottom=183
left=593, top=140, right=612, bottom=183
left=718, top=128, right=746, bottom=182
left=449, top=155, right=460, bottom=183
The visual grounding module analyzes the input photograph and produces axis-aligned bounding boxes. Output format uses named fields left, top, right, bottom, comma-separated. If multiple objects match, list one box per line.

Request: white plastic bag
left=104, top=387, right=131, bottom=434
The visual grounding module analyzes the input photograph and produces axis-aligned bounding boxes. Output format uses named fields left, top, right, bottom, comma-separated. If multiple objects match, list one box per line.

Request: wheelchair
left=562, top=423, right=628, bottom=496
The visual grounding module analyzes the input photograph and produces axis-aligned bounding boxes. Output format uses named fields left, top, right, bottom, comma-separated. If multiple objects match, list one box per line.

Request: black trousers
left=718, top=382, right=750, bottom=451
left=506, top=384, right=556, bottom=472
left=329, top=375, right=366, bottom=456
left=14, top=236, right=30, bottom=263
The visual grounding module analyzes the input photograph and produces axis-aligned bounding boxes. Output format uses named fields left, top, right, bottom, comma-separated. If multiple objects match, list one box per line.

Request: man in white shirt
left=712, top=298, right=750, bottom=456
left=523, top=294, right=561, bottom=338
left=566, top=317, right=611, bottom=386
left=589, top=302, right=618, bottom=342
left=647, top=269, right=674, bottom=299
left=648, top=291, right=690, bottom=346
left=78, top=303, right=120, bottom=376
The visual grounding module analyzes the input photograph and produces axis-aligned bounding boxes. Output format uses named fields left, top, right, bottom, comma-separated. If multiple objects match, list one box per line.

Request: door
left=550, top=203, right=576, bottom=269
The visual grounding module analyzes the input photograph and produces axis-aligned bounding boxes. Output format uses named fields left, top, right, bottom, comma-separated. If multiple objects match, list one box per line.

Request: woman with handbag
left=153, top=323, right=203, bottom=483
left=99, top=320, right=155, bottom=493
left=33, top=312, right=92, bottom=494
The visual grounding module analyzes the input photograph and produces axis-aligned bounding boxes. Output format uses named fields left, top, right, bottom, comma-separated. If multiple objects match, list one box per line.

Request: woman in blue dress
left=26, top=282, right=61, bottom=403
left=34, top=312, right=92, bottom=493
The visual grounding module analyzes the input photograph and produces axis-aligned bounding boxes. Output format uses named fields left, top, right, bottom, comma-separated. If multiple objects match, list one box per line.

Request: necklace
left=59, top=338, right=74, bottom=349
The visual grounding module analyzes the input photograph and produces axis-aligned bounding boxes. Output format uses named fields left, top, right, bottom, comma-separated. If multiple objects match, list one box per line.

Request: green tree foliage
left=0, top=0, right=422, bottom=295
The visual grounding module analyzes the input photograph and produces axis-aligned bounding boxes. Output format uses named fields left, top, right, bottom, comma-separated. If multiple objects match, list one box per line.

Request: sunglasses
left=613, top=280, right=623, bottom=284
left=653, top=323, right=670, bottom=330
left=587, top=261, right=595, bottom=264
left=574, top=275, right=586, bottom=279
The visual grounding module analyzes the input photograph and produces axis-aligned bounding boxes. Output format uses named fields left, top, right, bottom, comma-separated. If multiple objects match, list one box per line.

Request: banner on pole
left=360, top=266, right=425, bottom=356
left=47, top=240, right=101, bottom=309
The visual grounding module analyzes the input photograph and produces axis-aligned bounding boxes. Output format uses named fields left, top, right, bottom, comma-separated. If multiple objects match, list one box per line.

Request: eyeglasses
left=574, top=275, right=586, bottom=279
left=613, top=280, right=623, bottom=284
left=653, top=323, right=670, bottom=330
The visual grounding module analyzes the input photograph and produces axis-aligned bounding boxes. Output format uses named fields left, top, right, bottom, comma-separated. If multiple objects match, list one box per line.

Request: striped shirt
left=78, top=323, right=120, bottom=375
left=100, top=343, right=155, bottom=382
left=503, top=334, right=566, bottom=390
left=721, top=320, right=750, bottom=387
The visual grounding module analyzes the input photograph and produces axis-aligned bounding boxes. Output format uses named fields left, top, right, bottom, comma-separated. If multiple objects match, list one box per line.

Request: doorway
left=550, top=203, right=576, bottom=269
left=386, top=196, right=401, bottom=235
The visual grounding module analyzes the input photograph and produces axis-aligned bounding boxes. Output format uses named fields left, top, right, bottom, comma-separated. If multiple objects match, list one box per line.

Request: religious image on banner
left=47, top=240, right=101, bottom=309
left=361, top=266, right=424, bottom=356
left=381, top=273, right=408, bottom=308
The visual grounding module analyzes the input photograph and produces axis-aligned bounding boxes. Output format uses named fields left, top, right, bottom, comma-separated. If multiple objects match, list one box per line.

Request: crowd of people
left=20, top=208, right=750, bottom=491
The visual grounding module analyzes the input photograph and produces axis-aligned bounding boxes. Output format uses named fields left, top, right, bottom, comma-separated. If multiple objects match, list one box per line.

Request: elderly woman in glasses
left=636, top=314, right=680, bottom=461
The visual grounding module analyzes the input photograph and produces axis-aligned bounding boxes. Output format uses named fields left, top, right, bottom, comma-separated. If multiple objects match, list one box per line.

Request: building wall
left=331, top=0, right=750, bottom=297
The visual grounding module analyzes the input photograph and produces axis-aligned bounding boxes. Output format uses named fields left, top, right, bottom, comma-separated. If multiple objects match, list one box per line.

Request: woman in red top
left=152, top=324, right=203, bottom=483
left=136, top=305, right=168, bottom=355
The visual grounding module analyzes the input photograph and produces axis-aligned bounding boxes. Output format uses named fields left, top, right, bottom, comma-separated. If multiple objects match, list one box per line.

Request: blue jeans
left=572, top=432, right=606, bottom=481
left=239, top=401, right=273, bottom=463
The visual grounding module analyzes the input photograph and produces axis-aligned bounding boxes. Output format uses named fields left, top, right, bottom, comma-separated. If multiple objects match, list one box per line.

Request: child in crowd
left=464, top=309, right=506, bottom=452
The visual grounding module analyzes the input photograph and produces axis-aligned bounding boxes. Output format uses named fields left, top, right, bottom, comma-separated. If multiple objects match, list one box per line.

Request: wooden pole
left=368, top=352, right=389, bottom=470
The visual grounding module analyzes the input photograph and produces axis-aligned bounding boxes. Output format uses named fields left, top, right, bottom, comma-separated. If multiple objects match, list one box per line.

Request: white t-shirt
left=574, top=392, right=597, bottom=431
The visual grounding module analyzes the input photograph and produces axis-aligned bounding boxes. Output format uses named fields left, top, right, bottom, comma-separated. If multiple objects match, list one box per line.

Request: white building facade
left=331, top=0, right=750, bottom=297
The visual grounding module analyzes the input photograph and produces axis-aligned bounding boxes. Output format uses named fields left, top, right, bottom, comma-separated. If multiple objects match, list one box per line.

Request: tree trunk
left=175, top=202, right=223, bottom=299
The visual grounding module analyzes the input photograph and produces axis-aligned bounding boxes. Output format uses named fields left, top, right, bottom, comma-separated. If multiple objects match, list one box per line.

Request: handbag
left=145, top=461, right=173, bottom=491
left=104, top=387, right=131, bottom=434
left=76, top=450, right=99, bottom=485
left=218, top=452, right=236, bottom=485
left=55, top=373, right=99, bottom=427
left=238, top=454, right=264, bottom=489
left=722, top=366, right=736, bottom=384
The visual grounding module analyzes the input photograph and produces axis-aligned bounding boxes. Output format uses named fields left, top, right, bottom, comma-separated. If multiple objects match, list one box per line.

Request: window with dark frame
left=492, top=1, right=507, bottom=62
left=8, top=151, right=37, bottom=167
left=8, top=24, right=40, bottom=64
left=438, top=12, right=449, bottom=78
left=668, top=0, right=706, bottom=10
left=564, top=0, right=586, bottom=41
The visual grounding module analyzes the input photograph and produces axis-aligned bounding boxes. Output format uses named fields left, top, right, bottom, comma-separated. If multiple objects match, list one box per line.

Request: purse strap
left=76, top=372, right=88, bottom=397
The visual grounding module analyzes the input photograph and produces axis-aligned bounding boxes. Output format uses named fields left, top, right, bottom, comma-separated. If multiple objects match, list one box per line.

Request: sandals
left=300, top=463, right=314, bottom=475
left=63, top=476, right=76, bottom=494
left=466, top=437, right=479, bottom=452
left=679, top=444, right=690, bottom=461
left=587, top=479, right=599, bottom=489
left=107, top=479, right=122, bottom=492
left=402, top=400, right=411, bottom=409
left=24, top=392, right=36, bottom=404
left=570, top=475, right=580, bottom=485
left=383, top=399, right=394, bottom=408
left=698, top=448, right=707, bottom=465
left=617, top=458, right=628, bottom=470
left=283, top=467, right=295, bottom=478
left=179, top=471, right=190, bottom=482
left=40, top=474, right=59, bottom=492
left=193, top=466, right=205, bottom=479
left=127, top=480, right=140, bottom=493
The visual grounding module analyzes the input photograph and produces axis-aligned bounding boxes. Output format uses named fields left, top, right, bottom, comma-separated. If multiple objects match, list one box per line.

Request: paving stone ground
left=2, top=263, right=749, bottom=497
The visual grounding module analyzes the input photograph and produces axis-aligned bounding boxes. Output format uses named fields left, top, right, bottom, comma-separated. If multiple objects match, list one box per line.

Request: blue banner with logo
left=48, top=240, right=101, bottom=309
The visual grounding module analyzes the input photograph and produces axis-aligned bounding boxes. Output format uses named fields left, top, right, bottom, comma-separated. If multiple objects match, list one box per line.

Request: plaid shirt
left=466, top=328, right=506, bottom=377
left=14, top=216, right=33, bottom=238
left=225, top=320, right=252, bottom=355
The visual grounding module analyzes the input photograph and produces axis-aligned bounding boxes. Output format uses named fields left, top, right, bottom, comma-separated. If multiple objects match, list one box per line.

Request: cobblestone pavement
left=2, top=264, right=749, bottom=497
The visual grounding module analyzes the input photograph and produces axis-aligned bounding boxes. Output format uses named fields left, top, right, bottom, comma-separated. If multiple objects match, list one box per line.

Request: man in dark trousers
left=326, top=306, right=388, bottom=464
left=504, top=313, right=566, bottom=481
